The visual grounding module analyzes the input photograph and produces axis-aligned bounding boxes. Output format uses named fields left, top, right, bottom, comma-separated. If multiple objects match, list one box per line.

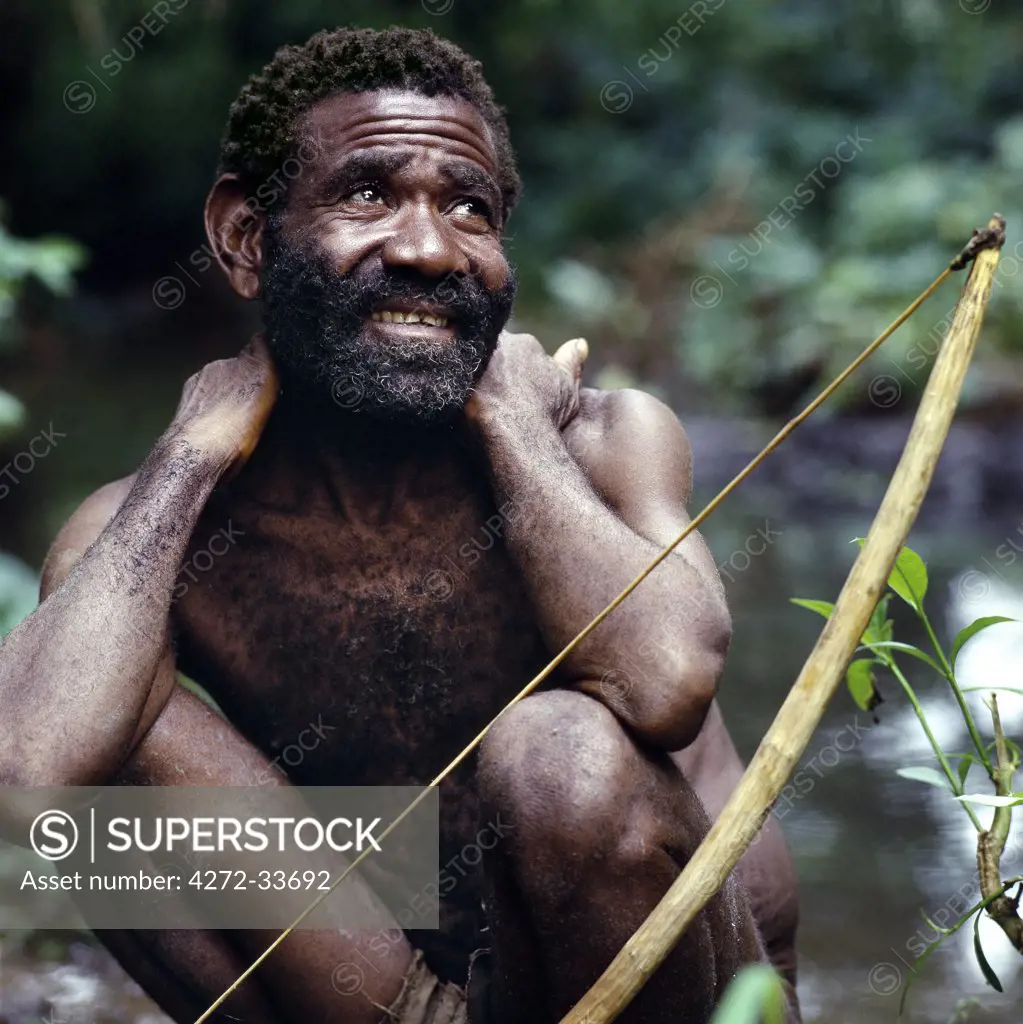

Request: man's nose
left=380, top=202, right=470, bottom=278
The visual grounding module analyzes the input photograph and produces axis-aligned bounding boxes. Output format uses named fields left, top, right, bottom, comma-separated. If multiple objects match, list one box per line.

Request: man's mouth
left=370, top=310, right=450, bottom=328
left=368, top=299, right=455, bottom=332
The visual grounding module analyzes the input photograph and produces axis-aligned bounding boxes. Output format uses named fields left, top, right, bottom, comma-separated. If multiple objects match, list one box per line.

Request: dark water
left=3, top=403, right=1023, bottom=1022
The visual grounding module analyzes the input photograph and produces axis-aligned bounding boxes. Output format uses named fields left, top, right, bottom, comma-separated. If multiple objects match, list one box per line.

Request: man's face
left=260, top=89, right=516, bottom=423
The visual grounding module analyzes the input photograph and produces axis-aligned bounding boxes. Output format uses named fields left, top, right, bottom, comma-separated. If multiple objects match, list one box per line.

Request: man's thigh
left=91, top=685, right=415, bottom=1024
left=93, top=927, right=276, bottom=1023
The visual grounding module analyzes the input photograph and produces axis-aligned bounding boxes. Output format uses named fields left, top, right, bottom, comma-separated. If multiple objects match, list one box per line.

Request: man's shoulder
left=576, top=385, right=688, bottom=431
left=565, top=386, right=693, bottom=506
left=40, top=473, right=138, bottom=598
left=568, top=386, right=691, bottom=462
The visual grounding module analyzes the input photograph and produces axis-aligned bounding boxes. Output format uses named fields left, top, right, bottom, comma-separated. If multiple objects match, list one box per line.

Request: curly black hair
left=218, top=26, right=520, bottom=219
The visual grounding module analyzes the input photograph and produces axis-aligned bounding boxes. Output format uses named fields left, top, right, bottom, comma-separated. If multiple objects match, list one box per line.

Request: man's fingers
left=552, top=337, right=589, bottom=379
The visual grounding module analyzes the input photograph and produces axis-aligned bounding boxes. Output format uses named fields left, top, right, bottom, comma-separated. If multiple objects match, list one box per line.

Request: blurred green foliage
left=0, top=0, right=1021, bottom=412
left=0, top=211, right=84, bottom=632
left=0, top=211, right=85, bottom=440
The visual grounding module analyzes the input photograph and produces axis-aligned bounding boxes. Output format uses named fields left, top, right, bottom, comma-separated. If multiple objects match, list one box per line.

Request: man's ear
left=204, top=173, right=265, bottom=300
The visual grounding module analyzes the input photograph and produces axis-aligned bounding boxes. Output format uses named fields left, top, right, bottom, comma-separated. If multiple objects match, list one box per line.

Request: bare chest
left=171, top=485, right=549, bottom=787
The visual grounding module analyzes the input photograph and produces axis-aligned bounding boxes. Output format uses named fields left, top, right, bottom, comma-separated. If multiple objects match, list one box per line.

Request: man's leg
left=672, top=702, right=801, bottom=1009
left=92, top=685, right=415, bottom=1024
left=476, top=689, right=765, bottom=1024
left=92, top=927, right=276, bottom=1024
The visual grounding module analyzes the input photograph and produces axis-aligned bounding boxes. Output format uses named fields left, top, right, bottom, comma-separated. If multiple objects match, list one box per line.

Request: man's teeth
left=371, top=311, right=449, bottom=327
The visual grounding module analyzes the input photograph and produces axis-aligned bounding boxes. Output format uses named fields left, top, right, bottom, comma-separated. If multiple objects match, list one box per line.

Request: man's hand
left=467, top=331, right=588, bottom=430
left=466, top=339, right=730, bottom=750
left=163, top=333, right=279, bottom=475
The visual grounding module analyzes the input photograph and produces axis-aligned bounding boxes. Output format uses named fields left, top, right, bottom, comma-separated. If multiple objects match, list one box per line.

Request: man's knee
left=477, top=690, right=670, bottom=860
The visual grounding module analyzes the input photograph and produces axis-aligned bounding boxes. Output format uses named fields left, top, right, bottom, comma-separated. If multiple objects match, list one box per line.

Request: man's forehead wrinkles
left=337, top=121, right=495, bottom=169
left=314, top=143, right=495, bottom=187
left=348, top=110, right=479, bottom=128
left=320, top=146, right=498, bottom=195
left=300, top=90, right=499, bottom=174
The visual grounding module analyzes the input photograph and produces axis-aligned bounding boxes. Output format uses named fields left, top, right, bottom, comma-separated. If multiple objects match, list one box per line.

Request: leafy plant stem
left=897, top=876, right=1023, bottom=1020
left=885, top=656, right=983, bottom=831
left=918, top=606, right=993, bottom=777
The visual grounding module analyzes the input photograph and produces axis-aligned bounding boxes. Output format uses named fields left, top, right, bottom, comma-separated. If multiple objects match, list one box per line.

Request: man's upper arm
left=565, top=387, right=724, bottom=601
left=38, top=472, right=180, bottom=749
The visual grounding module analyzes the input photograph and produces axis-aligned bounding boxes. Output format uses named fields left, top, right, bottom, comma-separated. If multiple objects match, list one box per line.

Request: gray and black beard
left=260, top=223, right=516, bottom=424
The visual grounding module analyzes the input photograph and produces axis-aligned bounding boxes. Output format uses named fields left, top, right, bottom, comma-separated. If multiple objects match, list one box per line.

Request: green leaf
left=950, top=616, right=1016, bottom=669
left=973, top=912, right=1004, bottom=993
left=896, top=766, right=951, bottom=790
left=709, top=964, right=786, bottom=1024
left=889, top=546, right=929, bottom=610
left=956, top=793, right=1023, bottom=808
left=862, top=593, right=893, bottom=646
left=860, top=641, right=942, bottom=673
left=956, top=755, right=975, bottom=790
left=0, top=225, right=86, bottom=298
left=898, top=895, right=985, bottom=1018
left=790, top=598, right=835, bottom=620
left=846, top=658, right=881, bottom=712
left=894, top=879, right=1021, bottom=1017
left=920, top=911, right=952, bottom=936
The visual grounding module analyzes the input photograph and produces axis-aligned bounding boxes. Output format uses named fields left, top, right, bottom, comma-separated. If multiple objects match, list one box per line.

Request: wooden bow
left=562, top=213, right=1007, bottom=1022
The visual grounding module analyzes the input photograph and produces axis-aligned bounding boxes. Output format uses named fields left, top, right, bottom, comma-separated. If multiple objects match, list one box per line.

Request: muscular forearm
left=0, top=338, right=276, bottom=789
left=0, top=439, right=223, bottom=786
left=477, top=409, right=728, bottom=748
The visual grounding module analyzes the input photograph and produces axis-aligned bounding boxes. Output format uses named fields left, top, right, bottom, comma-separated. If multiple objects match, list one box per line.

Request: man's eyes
left=342, top=184, right=387, bottom=205
left=335, top=185, right=495, bottom=225
left=451, top=197, right=493, bottom=222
